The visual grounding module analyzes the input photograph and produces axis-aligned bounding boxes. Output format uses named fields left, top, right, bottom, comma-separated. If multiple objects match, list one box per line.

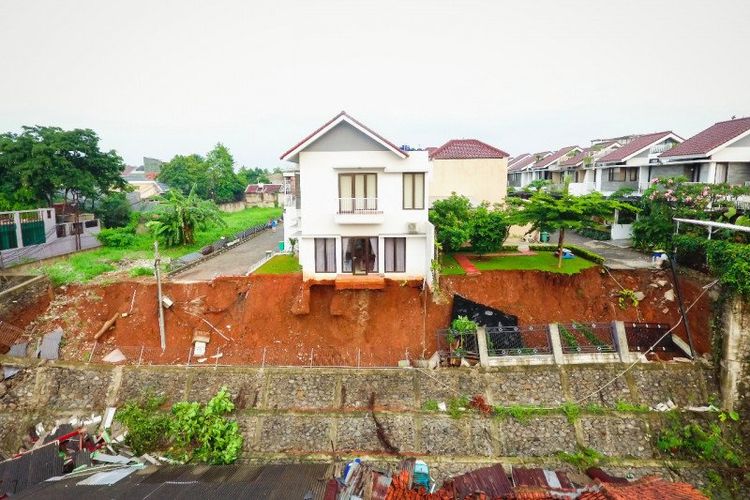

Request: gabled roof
left=245, top=183, right=282, bottom=194
left=660, top=116, right=750, bottom=159
left=429, top=139, right=509, bottom=160
left=559, top=148, right=592, bottom=167
left=533, top=146, right=581, bottom=169
left=508, top=153, right=531, bottom=167
left=598, top=131, right=680, bottom=163
left=280, top=111, right=408, bottom=162
left=509, top=154, right=540, bottom=172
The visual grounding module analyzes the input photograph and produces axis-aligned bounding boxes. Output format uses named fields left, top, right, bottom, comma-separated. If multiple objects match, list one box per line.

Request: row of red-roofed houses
left=508, top=116, right=750, bottom=196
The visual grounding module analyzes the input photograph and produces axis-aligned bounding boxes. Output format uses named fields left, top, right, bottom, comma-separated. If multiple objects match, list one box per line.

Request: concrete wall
left=218, top=201, right=248, bottom=212
left=0, top=360, right=718, bottom=467
left=429, top=157, right=508, bottom=206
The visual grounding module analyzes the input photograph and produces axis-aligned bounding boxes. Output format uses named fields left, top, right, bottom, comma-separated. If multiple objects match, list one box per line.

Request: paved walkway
left=453, top=253, right=480, bottom=276
left=172, top=225, right=284, bottom=281
left=552, top=231, right=654, bottom=270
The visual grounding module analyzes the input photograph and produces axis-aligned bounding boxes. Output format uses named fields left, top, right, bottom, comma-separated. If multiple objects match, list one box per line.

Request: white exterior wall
left=295, top=150, right=432, bottom=281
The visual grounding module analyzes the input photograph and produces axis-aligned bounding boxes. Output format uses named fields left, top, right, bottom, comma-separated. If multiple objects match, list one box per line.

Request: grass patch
left=254, top=254, right=301, bottom=274
left=470, top=252, right=597, bottom=275
left=130, top=266, right=155, bottom=277
left=39, top=207, right=282, bottom=285
left=440, top=254, right=466, bottom=275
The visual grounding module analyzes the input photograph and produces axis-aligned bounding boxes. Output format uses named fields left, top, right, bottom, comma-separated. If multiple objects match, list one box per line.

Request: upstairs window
left=403, top=173, right=425, bottom=209
left=339, top=173, right=377, bottom=212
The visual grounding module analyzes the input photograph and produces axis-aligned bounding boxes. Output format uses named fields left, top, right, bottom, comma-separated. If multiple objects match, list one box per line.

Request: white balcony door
left=339, top=173, right=377, bottom=212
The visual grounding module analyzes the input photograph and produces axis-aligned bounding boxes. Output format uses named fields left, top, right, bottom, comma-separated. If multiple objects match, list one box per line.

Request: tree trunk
left=557, top=228, right=565, bottom=268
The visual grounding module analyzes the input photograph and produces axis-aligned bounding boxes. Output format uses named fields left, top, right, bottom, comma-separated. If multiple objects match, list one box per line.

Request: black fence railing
left=624, top=322, right=681, bottom=353
left=485, top=325, right=552, bottom=356
left=558, top=322, right=616, bottom=354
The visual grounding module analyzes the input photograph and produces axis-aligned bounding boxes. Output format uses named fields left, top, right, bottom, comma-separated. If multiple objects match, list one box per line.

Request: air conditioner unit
left=407, top=222, right=418, bottom=234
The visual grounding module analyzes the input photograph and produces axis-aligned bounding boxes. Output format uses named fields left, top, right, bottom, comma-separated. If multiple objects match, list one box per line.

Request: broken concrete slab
left=103, top=349, right=126, bottom=363
left=2, top=365, right=21, bottom=380
left=39, top=328, right=63, bottom=360
left=664, top=289, right=676, bottom=302
left=8, top=342, right=28, bottom=357
left=633, top=291, right=646, bottom=301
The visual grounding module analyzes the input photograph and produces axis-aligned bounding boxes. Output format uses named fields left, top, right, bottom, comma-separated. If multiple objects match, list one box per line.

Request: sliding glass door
left=342, top=237, right=378, bottom=275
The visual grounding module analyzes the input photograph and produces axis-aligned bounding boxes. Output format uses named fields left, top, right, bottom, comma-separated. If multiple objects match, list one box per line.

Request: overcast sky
left=2, top=0, right=749, bottom=169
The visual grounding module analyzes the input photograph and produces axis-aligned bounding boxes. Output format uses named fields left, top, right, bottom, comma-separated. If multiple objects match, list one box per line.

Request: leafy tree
left=146, top=187, right=225, bottom=246
left=524, top=179, right=551, bottom=192
left=470, top=203, right=509, bottom=254
left=157, top=154, right=208, bottom=196
left=205, top=143, right=245, bottom=203
left=508, top=181, right=634, bottom=267
left=237, top=166, right=271, bottom=186
left=95, top=192, right=132, bottom=228
left=429, top=193, right=473, bottom=252
left=0, top=126, right=126, bottom=209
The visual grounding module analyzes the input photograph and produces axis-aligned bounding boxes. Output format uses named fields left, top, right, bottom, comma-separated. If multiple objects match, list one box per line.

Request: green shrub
left=97, top=227, right=137, bottom=247
left=130, top=266, right=154, bottom=277
left=96, top=192, right=132, bottom=228
left=115, top=395, right=170, bottom=455
left=557, top=446, right=604, bottom=470
left=656, top=411, right=742, bottom=466
left=470, top=203, right=509, bottom=254
left=565, top=245, right=605, bottom=264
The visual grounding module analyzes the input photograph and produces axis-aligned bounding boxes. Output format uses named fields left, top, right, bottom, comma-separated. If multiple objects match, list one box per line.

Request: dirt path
left=172, top=224, right=284, bottom=281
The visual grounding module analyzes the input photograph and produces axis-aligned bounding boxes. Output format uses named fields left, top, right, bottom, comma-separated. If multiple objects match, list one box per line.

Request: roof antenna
left=732, top=115, right=736, bottom=120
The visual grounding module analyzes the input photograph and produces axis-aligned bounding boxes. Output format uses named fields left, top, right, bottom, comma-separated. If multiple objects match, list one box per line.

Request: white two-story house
left=280, top=112, right=434, bottom=287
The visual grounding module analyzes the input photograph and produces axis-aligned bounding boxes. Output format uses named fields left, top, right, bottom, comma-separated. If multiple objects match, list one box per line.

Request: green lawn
left=440, top=254, right=466, bottom=275
left=254, top=254, right=301, bottom=274
left=471, top=252, right=597, bottom=275
left=41, top=206, right=282, bottom=285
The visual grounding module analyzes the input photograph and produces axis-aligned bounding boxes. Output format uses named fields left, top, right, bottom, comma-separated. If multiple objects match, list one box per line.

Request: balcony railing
left=338, top=198, right=380, bottom=214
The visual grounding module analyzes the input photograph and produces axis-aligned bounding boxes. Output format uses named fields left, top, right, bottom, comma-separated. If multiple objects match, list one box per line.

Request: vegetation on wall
left=115, top=388, right=243, bottom=465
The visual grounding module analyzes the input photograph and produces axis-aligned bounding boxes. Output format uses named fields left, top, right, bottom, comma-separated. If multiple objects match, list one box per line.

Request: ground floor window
left=629, top=168, right=639, bottom=181
left=342, top=237, right=378, bottom=274
left=608, top=168, right=626, bottom=182
left=384, top=237, right=406, bottom=272
left=314, top=238, right=336, bottom=273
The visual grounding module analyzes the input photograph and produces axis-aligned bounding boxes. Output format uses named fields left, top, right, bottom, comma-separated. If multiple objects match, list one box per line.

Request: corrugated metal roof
left=512, top=467, right=575, bottom=491
left=450, top=463, right=514, bottom=498
left=13, top=463, right=332, bottom=500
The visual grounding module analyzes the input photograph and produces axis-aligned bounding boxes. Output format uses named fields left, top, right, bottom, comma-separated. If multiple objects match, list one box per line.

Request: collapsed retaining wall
left=0, top=275, right=51, bottom=324
left=0, top=359, right=717, bottom=478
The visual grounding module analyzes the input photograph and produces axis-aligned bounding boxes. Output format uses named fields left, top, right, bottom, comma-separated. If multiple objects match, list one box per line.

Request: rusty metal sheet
left=512, top=467, right=575, bottom=491
left=451, top=463, right=513, bottom=498
left=371, top=471, right=392, bottom=500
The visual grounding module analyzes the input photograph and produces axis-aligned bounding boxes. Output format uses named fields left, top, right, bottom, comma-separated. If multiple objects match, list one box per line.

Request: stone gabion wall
left=0, top=275, right=50, bottom=323
left=0, top=361, right=717, bottom=464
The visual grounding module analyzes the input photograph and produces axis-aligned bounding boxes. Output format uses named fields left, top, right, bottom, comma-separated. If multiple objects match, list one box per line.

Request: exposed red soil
left=14, top=267, right=712, bottom=366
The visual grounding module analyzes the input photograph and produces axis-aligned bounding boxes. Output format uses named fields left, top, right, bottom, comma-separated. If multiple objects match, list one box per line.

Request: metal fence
left=436, top=329, right=479, bottom=359
left=485, top=325, right=552, bottom=356
left=557, top=322, right=616, bottom=354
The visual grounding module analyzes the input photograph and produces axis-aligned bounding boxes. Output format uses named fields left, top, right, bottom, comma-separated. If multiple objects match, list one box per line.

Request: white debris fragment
left=437, top=402, right=447, bottom=412
left=103, top=349, right=126, bottom=363
left=664, top=289, right=676, bottom=302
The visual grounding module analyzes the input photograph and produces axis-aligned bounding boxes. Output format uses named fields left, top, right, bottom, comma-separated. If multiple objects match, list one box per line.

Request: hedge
left=498, top=244, right=605, bottom=264
left=674, top=234, right=750, bottom=297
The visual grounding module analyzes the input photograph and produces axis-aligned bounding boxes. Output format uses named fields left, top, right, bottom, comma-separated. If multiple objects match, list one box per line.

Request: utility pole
left=72, top=191, right=81, bottom=252
left=154, top=241, right=166, bottom=351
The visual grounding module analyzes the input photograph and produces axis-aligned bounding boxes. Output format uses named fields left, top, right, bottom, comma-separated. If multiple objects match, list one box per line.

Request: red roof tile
left=280, top=111, right=408, bottom=161
left=245, top=183, right=281, bottom=194
left=597, top=131, right=677, bottom=163
left=578, top=476, right=707, bottom=500
left=660, top=116, right=750, bottom=158
left=429, top=139, right=509, bottom=160
left=533, top=146, right=580, bottom=169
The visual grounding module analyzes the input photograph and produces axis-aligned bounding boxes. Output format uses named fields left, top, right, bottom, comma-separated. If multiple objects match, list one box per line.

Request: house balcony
left=334, top=198, right=384, bottom=224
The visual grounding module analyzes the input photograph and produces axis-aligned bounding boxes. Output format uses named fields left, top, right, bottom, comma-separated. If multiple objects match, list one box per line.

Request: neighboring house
left=658, top=116, right=750, bottom=186
left=0, top=207, right=101, bottom=268
left=428, top=139, right=509, bottom=205
left=244, top=183, right=282, bottom=207
left=557, top=140, right=621, bottom=195
left=594, top=131, right=683, bottom=194
left=507, top=153, right=531, bottom=189
left=280, top=111, right=433, bottom=286
left=532, top=146, right=582, bottom=184
left=123, top=157, right=167, bottom=199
